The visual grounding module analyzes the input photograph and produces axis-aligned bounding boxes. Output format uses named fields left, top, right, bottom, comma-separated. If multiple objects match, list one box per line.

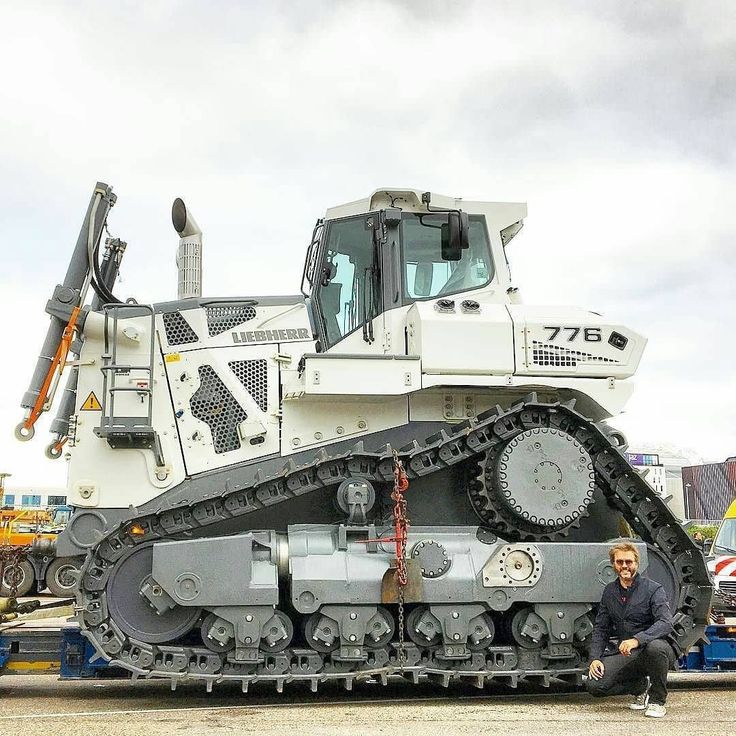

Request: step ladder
left=94, top=304, right=165, bottom=469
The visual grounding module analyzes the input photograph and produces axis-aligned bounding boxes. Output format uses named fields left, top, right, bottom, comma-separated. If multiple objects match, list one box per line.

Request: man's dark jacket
left=589, top=574, right=675, bottom=661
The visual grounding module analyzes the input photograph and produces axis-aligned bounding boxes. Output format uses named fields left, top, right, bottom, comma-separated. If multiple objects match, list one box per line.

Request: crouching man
left=585, top=542, right=677, bottom=718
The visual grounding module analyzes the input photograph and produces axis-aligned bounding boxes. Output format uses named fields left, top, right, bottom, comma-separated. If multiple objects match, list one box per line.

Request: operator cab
left=303, top=189, right=520, bottom=353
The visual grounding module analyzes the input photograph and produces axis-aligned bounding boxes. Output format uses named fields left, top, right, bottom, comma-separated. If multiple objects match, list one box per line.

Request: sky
left=0, top=0, right=734, bottom=489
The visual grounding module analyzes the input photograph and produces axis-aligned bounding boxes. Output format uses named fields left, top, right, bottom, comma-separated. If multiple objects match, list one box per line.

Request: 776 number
left=543, top=326, right=602, bottom=342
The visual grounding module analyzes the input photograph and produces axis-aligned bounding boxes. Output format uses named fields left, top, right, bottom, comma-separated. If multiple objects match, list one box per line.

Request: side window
left=316, top=216, right=380, bottom=347
left=401, top=214, right=493, bottom=300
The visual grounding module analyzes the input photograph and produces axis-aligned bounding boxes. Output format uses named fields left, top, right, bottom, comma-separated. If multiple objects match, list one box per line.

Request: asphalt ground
left=0, top=672, right=734, bottom=736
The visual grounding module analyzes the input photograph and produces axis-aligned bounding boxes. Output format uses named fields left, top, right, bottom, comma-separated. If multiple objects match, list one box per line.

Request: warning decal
left=80, top=391, right=102, bottom=411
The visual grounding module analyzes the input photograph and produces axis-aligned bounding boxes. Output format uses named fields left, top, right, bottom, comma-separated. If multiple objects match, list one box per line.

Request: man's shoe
left=644, top=703, right=666, bottom=718
left=628, top=692, right=649, bottom=710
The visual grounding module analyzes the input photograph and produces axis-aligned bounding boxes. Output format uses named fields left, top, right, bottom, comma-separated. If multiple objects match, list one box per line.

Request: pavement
left=0, top=672, right=734, bottom=736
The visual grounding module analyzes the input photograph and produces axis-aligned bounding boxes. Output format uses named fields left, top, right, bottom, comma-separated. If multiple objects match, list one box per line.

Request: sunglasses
left=614, top=559, right=637, bottom=566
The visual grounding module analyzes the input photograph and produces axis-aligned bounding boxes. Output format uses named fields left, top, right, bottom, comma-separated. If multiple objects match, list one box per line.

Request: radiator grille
left=190, top=366, right=247, bottom=454
left=162, top=311, right=199, bottom=346
left=229, top=359, right=268, bottom=412
left=718, top=580, right=736, bottom=594
left=206, top=305, right=257, bottom=337
left=531, top=340, right=620, bottom=368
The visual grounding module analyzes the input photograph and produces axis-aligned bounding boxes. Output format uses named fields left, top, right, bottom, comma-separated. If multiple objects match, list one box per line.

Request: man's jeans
left=585, top=639, right=676, bottom=705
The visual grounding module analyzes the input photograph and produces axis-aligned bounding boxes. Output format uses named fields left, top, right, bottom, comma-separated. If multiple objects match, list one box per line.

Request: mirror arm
left=420, top=192, right=469, bottom=256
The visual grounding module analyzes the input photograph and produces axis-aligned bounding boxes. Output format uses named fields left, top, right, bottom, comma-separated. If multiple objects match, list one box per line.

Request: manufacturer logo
left=232, top=328, right=311, bottom=344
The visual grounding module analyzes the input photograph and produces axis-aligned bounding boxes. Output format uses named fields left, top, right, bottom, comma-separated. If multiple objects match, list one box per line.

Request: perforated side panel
left=190, top=366, right=247, bottom=454
left=206, top=305, right=257, bottom=337
left=229, top=360, right=268, bottom=412
left=162, top=312, right=199, bottom=346
left=531, top=340, right=620, bottom=368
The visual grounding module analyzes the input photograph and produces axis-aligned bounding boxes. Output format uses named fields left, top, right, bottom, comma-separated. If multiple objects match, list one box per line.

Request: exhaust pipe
left=172, top=198, right=202, bottom=299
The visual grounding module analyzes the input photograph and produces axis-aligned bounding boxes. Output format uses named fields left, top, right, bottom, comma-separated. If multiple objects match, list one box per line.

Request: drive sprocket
left=469, top=426, right=596, bottom=539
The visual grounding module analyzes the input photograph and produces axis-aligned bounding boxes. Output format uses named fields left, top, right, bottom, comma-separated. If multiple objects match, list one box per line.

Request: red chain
left=392, top=450, right=409, bottom=586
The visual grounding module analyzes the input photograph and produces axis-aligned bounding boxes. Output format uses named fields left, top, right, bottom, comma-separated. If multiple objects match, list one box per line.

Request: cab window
left=713, top=518, right=736, bottom=555
left=401, top=213, right=493, bottom=301
left=316, top=215, right=380, bottom=348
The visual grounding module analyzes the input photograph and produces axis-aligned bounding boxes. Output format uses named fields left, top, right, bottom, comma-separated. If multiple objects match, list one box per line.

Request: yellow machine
left=708, top=499, right=736, bottom=606
left=0, top=509, right=52, bottom=546
left=0, top=510, right=75, bottom=597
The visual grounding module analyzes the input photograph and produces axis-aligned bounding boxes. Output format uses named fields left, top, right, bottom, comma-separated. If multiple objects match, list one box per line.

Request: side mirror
left=442, top=211, right=469, bottom=261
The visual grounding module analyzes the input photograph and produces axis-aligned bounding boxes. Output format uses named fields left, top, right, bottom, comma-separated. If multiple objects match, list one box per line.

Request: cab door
left=314, top=213, right=384, bottom=355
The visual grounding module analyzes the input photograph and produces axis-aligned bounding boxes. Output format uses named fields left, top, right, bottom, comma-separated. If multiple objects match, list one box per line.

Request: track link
left=76, top=395, right=713, bottom=690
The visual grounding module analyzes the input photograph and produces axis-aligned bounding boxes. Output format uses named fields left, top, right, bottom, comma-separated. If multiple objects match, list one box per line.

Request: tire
left=1, top=559, right=35, bottom=597
left=45, top=556, right=82, bottom=597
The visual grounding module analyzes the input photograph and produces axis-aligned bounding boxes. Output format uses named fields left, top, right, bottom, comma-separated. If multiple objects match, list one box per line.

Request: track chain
left=76, top=395, right=712, bottom=689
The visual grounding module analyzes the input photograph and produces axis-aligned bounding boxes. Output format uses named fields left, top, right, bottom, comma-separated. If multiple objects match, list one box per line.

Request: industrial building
left=682, top=459, right=736, bottom=523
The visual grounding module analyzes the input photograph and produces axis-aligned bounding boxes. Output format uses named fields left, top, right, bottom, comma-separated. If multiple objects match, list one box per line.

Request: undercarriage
left=75, top=397, right=711, bottom=690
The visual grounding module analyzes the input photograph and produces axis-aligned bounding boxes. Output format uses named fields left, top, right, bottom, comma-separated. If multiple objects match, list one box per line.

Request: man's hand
left=588, top=659, right=605, bottom=679
left=619, top=638, right=640, bottom=656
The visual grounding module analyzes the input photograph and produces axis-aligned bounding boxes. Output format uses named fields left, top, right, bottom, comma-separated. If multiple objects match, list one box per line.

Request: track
left=75, top=395, right=713, bottom=690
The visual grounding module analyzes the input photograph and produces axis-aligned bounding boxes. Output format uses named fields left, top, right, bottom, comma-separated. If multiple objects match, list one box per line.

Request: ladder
left=94, top=304, right=165, bottom=469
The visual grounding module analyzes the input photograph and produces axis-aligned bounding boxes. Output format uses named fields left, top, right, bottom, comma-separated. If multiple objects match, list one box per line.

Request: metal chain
left=0, top=545, right=30, bottom=599
left=391, top=448, right=409, bottom=669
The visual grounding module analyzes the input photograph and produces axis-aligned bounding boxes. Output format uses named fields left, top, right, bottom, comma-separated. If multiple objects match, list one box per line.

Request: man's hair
left=608, top=542, right=640, bottom=565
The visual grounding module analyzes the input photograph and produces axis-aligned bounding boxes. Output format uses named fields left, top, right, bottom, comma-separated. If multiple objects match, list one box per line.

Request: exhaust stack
left=172, top=198, right=202, bottom=299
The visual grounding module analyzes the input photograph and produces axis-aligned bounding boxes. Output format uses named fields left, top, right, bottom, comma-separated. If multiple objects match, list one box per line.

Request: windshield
left=52, top=507, right=71, bottom=526
left=712, top=518, right=736, bottom=555
left=401, top=213, right=493, bottom=301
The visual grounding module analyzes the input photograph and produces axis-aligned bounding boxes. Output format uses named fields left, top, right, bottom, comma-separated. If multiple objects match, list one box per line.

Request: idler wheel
left=486, top=427, right=595, bottom=534
left=467, top=612, right=496, bottom=651
left=106, top=542, right=201, bottom=644
left=304, top=611, right=340, bottom=653
left=365, top=606, right=395, bottom=649
left=261, top=610, right=294, bottom=653
left=406, top=606, right=442, bottom=647
left=510, top=608, right=545, bottom=650
left=201, top=612, right=235, bottom=652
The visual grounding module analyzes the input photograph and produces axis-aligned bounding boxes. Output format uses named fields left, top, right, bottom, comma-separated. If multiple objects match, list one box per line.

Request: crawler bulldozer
left=14, top=182, right=711, bottom=691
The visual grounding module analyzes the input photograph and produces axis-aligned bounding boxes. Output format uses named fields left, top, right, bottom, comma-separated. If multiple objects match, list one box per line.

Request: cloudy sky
left=1, top=0, right=734, bottom=489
